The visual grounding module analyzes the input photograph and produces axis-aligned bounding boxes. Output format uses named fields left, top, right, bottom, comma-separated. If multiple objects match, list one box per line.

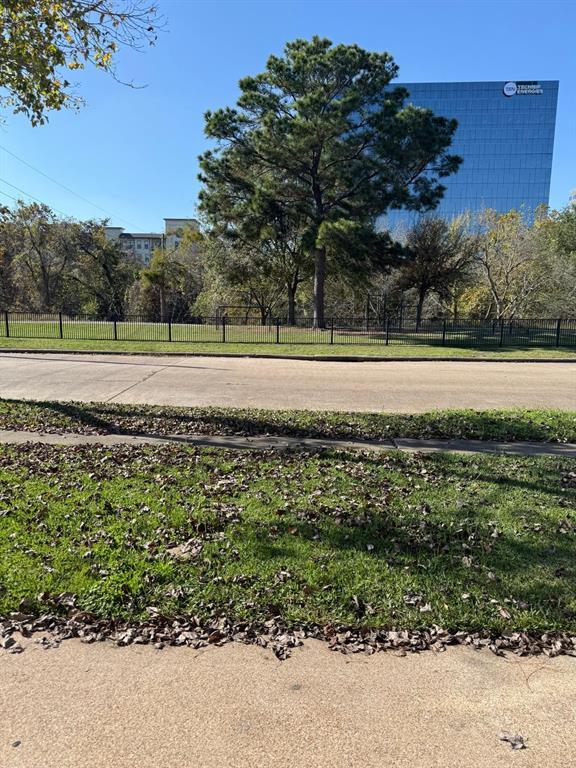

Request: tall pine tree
left=199, top=37, right=461, bottom=326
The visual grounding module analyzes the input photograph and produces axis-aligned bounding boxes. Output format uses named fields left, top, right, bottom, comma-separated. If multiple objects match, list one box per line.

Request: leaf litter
left=0, top=442, right=575, bottom=661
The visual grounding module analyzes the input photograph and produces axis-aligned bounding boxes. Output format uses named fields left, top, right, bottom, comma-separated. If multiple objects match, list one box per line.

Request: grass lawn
left=2, top=316, right=575, bottom=345
left=1, top=399, right=575, bottom=443
left=1, top=443, right=575, bottom=643
left=1, top=335, right=575, bottom=359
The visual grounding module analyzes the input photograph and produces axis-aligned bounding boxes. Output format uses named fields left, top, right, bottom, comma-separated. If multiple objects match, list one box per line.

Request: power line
left=0, top=144, right=145, bottom=229
left=0, top=188, right=20, bottom=204
left=0, top=177, right=71, bottom=217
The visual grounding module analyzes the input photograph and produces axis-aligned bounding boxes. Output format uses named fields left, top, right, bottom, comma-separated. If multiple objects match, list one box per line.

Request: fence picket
left=0, top=311, right=573, bottom=350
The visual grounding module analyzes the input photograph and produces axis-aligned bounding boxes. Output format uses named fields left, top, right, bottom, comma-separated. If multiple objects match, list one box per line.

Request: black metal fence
left=1, top=311, right=575, bottom=349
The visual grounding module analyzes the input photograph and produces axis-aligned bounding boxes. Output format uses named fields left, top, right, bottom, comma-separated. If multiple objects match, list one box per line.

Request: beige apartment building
left=104, top=218, right=199, bottom=264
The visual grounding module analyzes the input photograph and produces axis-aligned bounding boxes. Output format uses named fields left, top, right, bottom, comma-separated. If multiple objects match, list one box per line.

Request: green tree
left=72, top=222, right=138, bottom=319
left=169, top=227, right=205, bottom=318
left=0, top=204, right=17, bottom=308
left=0, top=202, right=144, bottom=315
left=548, top=204, right=576, bottom=259
left=201, top=237, right=284, bottom=324
left=528, top=206, right=576, bottom=317
left=199, top=37, right=461, bottom=326
left=1, top=201, right=80, bottom=311
left=0, top=244, right=16, bottom=309
left=318, top=220, right=402, bottom=300
left=474, top=209, right=542, bottom=320
left=140, top=232, right=203, bottom=322
left=397, top=216, right=477, bottom=328
left=202, top=189, right=312, bottom=324
left=1, top=0, right=159, bottom=125
left=142, top=250, right=182, bottom=322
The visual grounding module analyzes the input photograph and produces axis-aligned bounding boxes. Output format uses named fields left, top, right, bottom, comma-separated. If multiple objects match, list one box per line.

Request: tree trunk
left=313, top=247, right=326, bottom=329
left=286, top=283, right=296, bottom=325
left=41, top=269, right=51, bottom=312
left=452, top=295, right=459, bottom=324
left=159, top=288, right=166, bottom=323
left=416, top=288, right=426, bottom=332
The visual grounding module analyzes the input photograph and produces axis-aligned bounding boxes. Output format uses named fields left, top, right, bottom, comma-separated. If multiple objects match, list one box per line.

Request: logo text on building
left=503, top=81, right=543, bottom=96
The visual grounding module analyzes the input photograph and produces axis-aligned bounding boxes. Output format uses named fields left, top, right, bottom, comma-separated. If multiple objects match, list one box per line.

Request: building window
left=137, top=242, right=142, bottom=249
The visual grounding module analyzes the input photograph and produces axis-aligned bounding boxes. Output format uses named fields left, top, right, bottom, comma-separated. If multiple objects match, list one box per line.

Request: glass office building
left=385, top=80, right=559, bottom=227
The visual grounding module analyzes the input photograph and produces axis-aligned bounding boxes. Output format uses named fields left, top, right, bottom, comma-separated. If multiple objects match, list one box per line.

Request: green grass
left=0, top=443, right=575, bottom=635
left=2, top=317, right=574, bottom=347
left=0, top=399, right=575, bottom=443
left=1, top=332, right=575, bottom=359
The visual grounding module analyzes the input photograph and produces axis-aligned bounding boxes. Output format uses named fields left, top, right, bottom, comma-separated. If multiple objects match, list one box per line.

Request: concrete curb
left=1, top=429, right=575, bottom=458
left=1, top=348, right=575, bottom=363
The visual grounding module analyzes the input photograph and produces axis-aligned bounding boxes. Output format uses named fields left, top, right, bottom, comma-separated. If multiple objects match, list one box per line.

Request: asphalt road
left=0, top=352, right=574, bottom=412
left=2, top=640, right=575, bottom=768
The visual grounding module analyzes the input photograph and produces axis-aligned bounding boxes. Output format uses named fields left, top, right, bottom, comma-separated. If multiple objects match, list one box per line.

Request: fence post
left=58, top=312, right=63, bottom=339
left=168, top=319, right=172, bottom=343
left=4, top=310, right=9, bottom=338
left=113, top=319, right=118, bottom=341
left=555, top=317, right=562, bottom=347
left=276, top=318, right=280, bottom=344
left=442, top=318, right=447, bottom=347
left=330, top=317, right=334, bottom=345
left=499, top=318, right=504, bottom=347
left=222, top=314, right=226, bottom=343
left=385, top=318, right=390, bottom=346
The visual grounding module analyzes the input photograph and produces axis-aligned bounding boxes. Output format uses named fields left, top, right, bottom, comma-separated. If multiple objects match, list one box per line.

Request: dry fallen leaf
left=499, top=731, right=527, bottom=750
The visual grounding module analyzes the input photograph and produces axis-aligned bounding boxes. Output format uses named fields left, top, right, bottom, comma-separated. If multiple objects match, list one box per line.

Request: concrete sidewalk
left=0, top=352, right=574, bottom=412
left=2, top=639, right=575, bottom=768
left=1, top=428, right=575, bottom=457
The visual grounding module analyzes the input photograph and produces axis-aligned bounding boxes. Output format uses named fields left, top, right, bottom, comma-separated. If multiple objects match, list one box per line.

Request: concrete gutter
left=1, top=429, right=575, bottom=458
left=0, top=348, right=574, bottom=363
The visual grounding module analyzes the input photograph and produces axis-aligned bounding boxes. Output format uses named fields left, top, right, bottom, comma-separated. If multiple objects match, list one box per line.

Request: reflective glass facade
left=385, top=80, right=559, bottom=227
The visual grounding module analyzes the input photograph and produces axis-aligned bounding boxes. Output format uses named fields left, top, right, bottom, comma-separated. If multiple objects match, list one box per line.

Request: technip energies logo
left=503, top=81, right=543, bottom=96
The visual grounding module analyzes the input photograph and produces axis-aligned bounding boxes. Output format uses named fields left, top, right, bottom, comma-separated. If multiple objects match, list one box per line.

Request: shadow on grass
left=444, top=460, right=576, bottom=498
left=341, top=328, right=573, bottom=351
left=1, top=398, right=574, bottom=443
left=240, top=505, right=576, bottom=628
left=1, top=431, right=573, bottom=629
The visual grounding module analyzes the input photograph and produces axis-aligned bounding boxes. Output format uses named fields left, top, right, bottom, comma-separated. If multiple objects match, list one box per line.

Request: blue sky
left=1, top=0, right=574, bottom=231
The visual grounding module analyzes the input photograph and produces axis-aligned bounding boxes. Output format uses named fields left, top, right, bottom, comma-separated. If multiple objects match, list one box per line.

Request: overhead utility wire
left=0, top=177, right=71, bottom=217
left=0, top=144, right=145, bottom=229
left=0, top=188, right=20, bottom=204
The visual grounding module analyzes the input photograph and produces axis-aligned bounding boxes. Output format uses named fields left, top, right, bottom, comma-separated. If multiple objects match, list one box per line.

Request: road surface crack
left=105, top=366, right=167, bottom=403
